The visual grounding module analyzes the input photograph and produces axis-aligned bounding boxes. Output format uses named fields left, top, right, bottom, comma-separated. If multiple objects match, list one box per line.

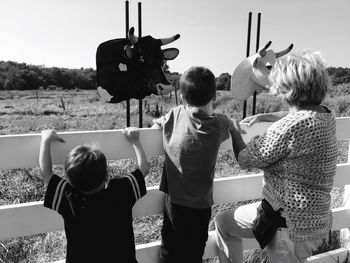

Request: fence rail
left=1, top=117, right=350, bottom=263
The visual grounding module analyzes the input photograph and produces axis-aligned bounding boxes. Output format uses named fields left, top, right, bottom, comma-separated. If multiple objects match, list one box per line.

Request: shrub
left=47, top=85, right=58, bottom=91
left=328, top=83, right=350, bottom=97
left=325, top=95, right=350, bottom=116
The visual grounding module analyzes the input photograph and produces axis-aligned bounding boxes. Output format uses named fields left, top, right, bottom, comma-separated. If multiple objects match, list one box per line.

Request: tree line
left=0, top=61, right=96, bottom=90
left=0, top=61, right=349, bottom=91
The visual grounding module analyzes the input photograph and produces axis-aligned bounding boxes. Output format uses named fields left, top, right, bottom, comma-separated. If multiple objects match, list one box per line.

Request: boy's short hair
left=64, top=145, right=108, bottom=192
left=180, top=66, right=216, bottom=106
left=269, top=50, right=329, bottom=107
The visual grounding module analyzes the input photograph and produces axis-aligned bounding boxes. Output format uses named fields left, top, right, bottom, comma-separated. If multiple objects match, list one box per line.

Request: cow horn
left=258, top=41, right=272, bottom=57
left=128, top=27, right=139, bottom=45
left=160, top=34, right=180, bottom=46
left=276, top=44, right=294, bottom=58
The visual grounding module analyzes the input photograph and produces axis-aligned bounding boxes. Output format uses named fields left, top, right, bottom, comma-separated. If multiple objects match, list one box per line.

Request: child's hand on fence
left=39, top=130, right=64, bottom=186
left=41, top=130, right=65, bottom=144
left=123, top=127, right=149, bottom=177
left=123, top=127, right=140, bottom=144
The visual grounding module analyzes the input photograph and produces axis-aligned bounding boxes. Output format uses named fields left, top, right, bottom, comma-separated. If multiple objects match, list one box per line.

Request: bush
left=47, top=85, right=58, bottom=91
left=325, top=95, right=350, bottom=116
left=328, top=83, right=350, bottom=97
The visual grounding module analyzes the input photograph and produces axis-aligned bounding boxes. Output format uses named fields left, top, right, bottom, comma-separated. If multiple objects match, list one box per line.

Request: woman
left=215, top=50, right=338, bottom=263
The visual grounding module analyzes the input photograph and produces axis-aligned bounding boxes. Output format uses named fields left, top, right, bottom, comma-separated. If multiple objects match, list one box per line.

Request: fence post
left=138, top=2, right=143, bottom=128
left=242, top=12, right=252, bottom=119
left=125, top=0, right=130, bottom=127
left=252, top=12, right=261, bottom=116
left=340, top=141, right=350, bottom=249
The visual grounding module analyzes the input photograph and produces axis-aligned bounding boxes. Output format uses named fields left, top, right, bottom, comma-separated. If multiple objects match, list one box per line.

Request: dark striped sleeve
left=44, top=174, right=69, bottom=214
left=124, top=169, right=147, bottom=205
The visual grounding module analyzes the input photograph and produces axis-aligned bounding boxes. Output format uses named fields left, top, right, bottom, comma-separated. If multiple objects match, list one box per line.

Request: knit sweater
left=238, top=107, right=338, bottom=241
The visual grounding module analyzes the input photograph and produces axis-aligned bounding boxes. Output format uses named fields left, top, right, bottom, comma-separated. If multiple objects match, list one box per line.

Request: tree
left=0, top=61, right=97, bottom=90
left=216, top=73, right=231, bottom=90
left=328, top=67, right=350, bottom=85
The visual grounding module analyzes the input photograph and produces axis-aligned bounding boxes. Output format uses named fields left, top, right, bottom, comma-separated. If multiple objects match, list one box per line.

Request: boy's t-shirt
left=44, top=169, right=146, bottom=263
left=153, top=105, right=231, bottom=209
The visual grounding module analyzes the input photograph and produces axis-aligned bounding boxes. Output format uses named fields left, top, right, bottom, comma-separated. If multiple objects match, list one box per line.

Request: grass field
left=0, top=89, right=348, bottom=262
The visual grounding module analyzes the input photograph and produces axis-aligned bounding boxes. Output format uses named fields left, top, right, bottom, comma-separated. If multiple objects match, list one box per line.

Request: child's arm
left=240, top=111, right=288, bottom=127
left=123, top=127, right=149, bottom=177
left=39, top=130, right=65, bottom=186
left=228, top=120, right=247, bottom=160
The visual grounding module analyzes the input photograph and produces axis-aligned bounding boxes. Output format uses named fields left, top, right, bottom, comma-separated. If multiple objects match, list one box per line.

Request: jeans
left=214, top=201, right=322, bottom=263
left=159, top=194, right=212, bottom=263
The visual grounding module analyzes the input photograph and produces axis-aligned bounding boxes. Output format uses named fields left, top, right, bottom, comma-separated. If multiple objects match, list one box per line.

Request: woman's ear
left=163, top=48, right=179, bottom=60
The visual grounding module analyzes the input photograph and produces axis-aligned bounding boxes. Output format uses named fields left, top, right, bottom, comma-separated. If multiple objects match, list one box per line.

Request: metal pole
left=252, top=12, right=261, bottom=115
left=138, top=2, right=143, bottom=128
left=243, top=12, right=252, bottom=119
left=125, top=0, right=130, bottom=127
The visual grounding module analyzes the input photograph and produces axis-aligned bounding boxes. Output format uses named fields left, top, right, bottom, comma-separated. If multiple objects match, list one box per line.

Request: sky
left=1, top=0, right=349, bottom=77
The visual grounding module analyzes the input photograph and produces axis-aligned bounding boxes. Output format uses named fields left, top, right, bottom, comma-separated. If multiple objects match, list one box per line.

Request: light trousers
left=214, top=201, right=322, bottom=263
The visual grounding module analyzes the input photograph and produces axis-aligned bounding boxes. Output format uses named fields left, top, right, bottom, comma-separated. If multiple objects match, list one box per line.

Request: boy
left=152, top=66, right=235, bottom=263
left=39, top=127, right=149, bottom=263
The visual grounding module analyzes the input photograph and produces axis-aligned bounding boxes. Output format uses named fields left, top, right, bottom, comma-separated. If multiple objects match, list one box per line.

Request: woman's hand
left=240, top=111, right=288, bottom=127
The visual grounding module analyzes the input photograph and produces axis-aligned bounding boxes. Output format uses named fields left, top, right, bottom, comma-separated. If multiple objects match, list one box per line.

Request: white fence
left=1, top=118, right=350, bottom=262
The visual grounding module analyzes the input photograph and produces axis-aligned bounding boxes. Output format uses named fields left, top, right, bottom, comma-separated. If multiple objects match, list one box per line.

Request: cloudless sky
left=1, top=0, right=349, bottom=76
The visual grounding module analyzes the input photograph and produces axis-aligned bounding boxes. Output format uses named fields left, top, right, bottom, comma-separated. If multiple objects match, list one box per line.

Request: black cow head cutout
left=96, top=27, right=180, bottom=103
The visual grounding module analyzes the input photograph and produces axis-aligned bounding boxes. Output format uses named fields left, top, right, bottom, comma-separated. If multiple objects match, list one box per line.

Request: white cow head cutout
left=231, top=41, right=293, bottom=101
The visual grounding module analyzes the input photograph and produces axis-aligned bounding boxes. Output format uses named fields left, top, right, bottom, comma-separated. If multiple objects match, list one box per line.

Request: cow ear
left=124, top=45, right=133, bottom=59
left=162, top=48, right=179, bottom=60
left=252, top=57, right=259, bottom=69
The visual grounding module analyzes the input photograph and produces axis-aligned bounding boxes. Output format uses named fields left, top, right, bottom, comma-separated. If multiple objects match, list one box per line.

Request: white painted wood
left=348, top=139, right=350, bottom=164
left=135, top=241, right=162, bottom=263
left=0, top=174, right=262, bottom=240
left=0, top=201, right=64, bottom=240
left=134, top=231, right=259, bottom=263
left=3, top=202, right=350, bottom=262
left=2, top=117, right=350, bottom=263
left=1, top=167, right=350, bottom=240
left=307, top=248, right=349, bottom=263
left=53, top=247, right=350, bottom=263
left=132, top=186, right=165, bottom=218
left=213, top=174, right=263, bottom=202
left=340, top=140, right=350, bottom=250
left=0, top=128, right=163, bottom=169
left=336, top=117, right=350, bottom=141
left=332, top=207, right=350, bottom=230
left=1, top=163, right=348, bottom=240
left=1, top=117, right=349, bottom=170
left=4, top=202, right=349, bottom=263
left=334, top=163, right=350, bottom=187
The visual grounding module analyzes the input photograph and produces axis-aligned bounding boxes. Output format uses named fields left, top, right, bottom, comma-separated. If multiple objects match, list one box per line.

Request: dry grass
left=0, top=89, right=349, bottom=262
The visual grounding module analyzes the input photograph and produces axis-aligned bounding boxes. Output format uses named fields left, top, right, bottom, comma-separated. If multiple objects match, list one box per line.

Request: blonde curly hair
left=269, top=50, right=329, bottom=107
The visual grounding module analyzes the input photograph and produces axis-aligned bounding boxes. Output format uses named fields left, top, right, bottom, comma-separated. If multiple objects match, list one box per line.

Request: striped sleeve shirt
left=44, top=169, right=147, bottom=215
